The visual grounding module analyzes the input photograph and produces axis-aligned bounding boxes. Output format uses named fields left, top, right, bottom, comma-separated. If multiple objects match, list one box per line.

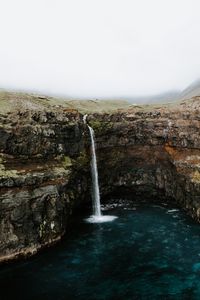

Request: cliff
left=0, top=95, right=200, bottom=262
left=89, top=97, right=200, bottom=220
left=0, top=108, right=90, bottom=262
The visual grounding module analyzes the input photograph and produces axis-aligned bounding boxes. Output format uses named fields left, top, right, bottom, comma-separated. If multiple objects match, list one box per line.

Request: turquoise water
left=1, top=201, right=200, bottom=299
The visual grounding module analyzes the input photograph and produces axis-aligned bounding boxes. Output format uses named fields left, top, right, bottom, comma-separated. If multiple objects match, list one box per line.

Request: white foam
left=85, top=215, right=118, bottom=223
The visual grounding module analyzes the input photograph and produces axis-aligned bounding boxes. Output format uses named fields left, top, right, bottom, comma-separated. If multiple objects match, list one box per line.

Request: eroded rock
left=1, top=98, right=200, bottom=262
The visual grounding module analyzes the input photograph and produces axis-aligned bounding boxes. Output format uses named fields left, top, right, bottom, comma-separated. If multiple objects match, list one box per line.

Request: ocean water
left=1, top=201, right=200, bottom=299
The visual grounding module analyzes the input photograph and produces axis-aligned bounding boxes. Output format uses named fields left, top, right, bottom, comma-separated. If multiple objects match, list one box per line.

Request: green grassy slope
left=0, top=90, right=130, bottom=114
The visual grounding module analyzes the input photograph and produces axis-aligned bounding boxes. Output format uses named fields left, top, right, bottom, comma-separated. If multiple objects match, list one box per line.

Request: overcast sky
left=0, top=0, right=200, bottom=98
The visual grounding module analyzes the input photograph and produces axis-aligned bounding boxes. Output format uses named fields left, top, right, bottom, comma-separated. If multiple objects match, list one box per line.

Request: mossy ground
left=88, top=120, right=114, bottom=134
left=0, top=90, right=130, bottom=114
left=192, top=170, right=200, bottom=183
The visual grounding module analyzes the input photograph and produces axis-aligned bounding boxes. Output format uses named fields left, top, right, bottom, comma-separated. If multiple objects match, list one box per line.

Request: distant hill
left=126, top=90, right=180, bottom=104
left=127, top=79, right=200, bottom=104
left=179, top=79, right=200, bottom=100
left=1, top=78, right=200, bottom=113
left=0, top=90, right=130, bottom=114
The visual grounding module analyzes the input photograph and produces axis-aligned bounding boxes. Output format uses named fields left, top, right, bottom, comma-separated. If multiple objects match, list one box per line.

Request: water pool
left=1, top=202, right=200, bottom=299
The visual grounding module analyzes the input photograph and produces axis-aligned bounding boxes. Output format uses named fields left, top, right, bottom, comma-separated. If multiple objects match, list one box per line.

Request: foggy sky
left=1, top=0, right=200, bottom=98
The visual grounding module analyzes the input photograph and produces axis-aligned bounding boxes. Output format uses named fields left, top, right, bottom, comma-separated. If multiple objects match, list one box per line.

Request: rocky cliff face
left=0, top=109, right=90, bottom=262
left=0, top=97, right=200, bottom=263
left=89, top=97, right=200, bottom=221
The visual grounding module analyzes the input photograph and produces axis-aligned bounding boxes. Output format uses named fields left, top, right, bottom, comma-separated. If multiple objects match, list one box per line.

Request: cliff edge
left=0, top=93, right=200, bottom=262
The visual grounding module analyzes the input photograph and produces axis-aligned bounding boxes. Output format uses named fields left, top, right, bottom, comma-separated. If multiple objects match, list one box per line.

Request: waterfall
left=84, top=115, right=118, bottom=223
left=88, top=125, right=102, bottom=216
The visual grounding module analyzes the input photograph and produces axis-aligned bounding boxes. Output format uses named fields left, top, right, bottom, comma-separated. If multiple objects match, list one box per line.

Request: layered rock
left=88, top=97, right=200, bottom=221
left=1, top=97, right=200, bottom=263
left=0, top=109, right=90, bottom=262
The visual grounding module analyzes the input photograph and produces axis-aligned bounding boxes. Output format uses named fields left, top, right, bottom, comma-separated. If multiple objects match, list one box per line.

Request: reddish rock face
left=0, top=97, right=200, bottom=263
left=88, top=97, right=200, bottom=222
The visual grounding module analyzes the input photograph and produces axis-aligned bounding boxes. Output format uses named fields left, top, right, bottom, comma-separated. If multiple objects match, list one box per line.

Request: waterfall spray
left=88, top=125, right=101, bottom=216
left=83, top=115, right=117, bottom=223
